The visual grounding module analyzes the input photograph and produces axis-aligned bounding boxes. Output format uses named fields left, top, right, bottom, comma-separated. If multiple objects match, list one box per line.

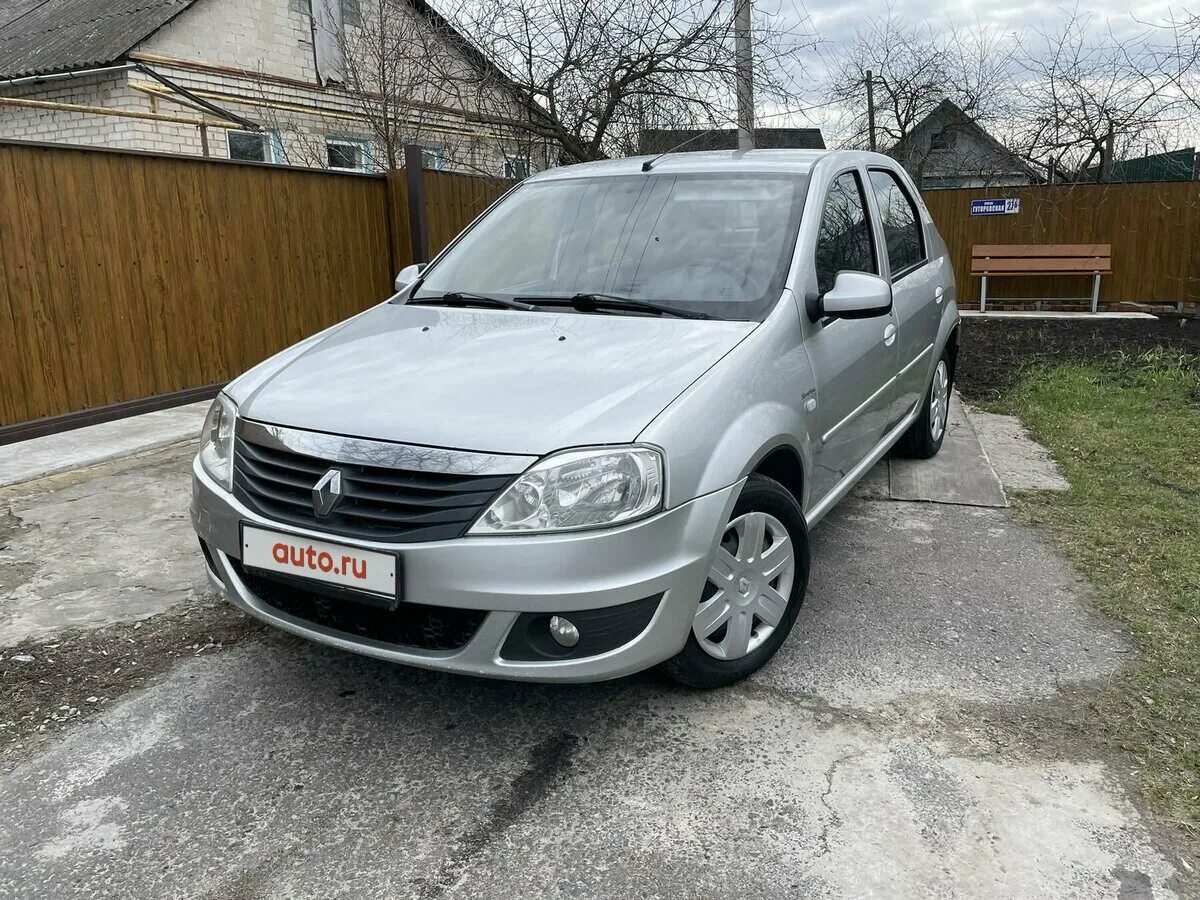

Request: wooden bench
left=971, top=244, right=1112, bottom=313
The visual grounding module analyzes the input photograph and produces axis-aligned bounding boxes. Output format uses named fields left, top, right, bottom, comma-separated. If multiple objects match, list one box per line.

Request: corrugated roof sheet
left=1085, top=148, right=1197, bottom=184
left=0, top=0, right=198, bottom=79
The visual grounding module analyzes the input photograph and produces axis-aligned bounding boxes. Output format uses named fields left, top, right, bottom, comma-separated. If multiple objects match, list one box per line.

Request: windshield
left=414, top=172, right=809, bottom=321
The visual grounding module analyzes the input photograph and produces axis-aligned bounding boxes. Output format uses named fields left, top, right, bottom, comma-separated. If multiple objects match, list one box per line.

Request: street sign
left=970, top=198, right=1021, bottom=216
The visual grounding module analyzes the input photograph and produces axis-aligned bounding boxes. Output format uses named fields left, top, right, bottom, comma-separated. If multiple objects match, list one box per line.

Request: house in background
left=0, top=0, right=550, bottom=176
left=639, top=127, right=825, bottom=155
left=888, top=99, right=1038, bottom=189
left=1081, top=147, right=1198, bottom=183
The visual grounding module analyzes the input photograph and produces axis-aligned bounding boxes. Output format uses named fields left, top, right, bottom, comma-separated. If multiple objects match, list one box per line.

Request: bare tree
left=825, top=17, right=1014, bottom=149
left=438, top=0, right=815, bottom=163
left=243, top=0, right=549, bottom=177
left=338, top=0, right=550, bottom=174
left=825, top=7, right=1199, bottom=185
left=1010, top=10, right=1191, bottom=181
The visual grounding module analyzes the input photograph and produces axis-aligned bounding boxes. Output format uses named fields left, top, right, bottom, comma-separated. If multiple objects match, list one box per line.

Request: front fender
left=707, top=403, right=811, bottom=504
left=639, top=296, right=817, bottom=509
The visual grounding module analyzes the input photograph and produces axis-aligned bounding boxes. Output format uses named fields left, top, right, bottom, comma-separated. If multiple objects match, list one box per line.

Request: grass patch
left=987, top=349, right=1200, bottom=837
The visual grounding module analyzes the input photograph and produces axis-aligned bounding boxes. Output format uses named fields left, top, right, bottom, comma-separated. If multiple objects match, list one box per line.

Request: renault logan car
left=192, top=149, right=959, bottom=688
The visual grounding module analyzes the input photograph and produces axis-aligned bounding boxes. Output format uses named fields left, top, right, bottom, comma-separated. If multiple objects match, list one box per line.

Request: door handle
left=884, top=323, right=897, bottom=346
left=934, top=286, right=945, bottom=304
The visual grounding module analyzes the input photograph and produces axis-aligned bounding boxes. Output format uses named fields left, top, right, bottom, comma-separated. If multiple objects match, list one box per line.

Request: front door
left=803, top=168, right=898, bottom=503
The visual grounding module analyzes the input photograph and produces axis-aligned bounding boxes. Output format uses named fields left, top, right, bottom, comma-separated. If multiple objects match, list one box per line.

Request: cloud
left=759, top=0, right=1199, bottom=149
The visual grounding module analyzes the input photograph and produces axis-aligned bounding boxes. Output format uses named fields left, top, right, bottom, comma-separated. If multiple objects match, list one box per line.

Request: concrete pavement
left=0, top=401, right=208, bottom=488
left=0, top=402, right=1190, bottom=898
left=0, top=448, right=208, bottom=646
left=0, top=498, right=1177, bottom=898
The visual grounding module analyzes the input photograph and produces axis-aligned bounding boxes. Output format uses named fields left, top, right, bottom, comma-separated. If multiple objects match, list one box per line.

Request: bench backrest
left=971, top=244, right=1112, bottom=275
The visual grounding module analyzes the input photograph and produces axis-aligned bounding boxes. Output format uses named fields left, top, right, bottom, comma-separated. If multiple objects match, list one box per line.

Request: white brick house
left=0, top=0, right=551, bottom=176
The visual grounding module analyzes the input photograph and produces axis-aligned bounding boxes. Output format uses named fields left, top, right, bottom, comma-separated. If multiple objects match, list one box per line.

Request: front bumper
left=191, top=458, right=740, bottom=682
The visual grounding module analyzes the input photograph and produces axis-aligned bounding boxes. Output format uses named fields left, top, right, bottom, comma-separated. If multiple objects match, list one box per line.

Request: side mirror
left=394, top=263, right=426, bottom=293
left=807, top=271, right=892, bottom=322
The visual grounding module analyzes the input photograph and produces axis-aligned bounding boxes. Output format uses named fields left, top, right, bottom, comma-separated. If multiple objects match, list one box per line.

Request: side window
left=814, top=171, right=877, bottom=296
left=867, top=169, right=925, bottom=276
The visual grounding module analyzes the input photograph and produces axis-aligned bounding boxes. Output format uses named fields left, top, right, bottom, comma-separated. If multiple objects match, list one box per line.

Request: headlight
left=198, top=393, right=237, bottom=491
left=470, top=446, right=664, bottom=534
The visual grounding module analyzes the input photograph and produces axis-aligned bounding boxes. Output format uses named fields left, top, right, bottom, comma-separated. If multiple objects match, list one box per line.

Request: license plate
left=241, top=525, right=397, bottom=598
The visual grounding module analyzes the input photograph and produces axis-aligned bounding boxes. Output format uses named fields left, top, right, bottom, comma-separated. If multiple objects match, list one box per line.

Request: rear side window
left=868, top=169, right=925, bottom=277
left=814, top=171, right=876, bottom=296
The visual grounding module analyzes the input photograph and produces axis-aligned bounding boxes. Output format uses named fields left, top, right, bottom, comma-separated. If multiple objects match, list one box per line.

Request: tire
left=659, top=474, right=810, bottom=689
left=894, top=350, right=952, bottom=460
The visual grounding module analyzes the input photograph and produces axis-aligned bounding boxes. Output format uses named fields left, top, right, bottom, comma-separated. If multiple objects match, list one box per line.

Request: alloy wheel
left=694, top=511, right=796, bottom=660
left=930, top=360, right=950, bottom=442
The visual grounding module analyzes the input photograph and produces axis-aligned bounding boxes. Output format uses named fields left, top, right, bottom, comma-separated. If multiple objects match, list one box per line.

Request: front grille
left=233, top=437, right=514, bottom=542
left=232, top=560, right=487, bottom=651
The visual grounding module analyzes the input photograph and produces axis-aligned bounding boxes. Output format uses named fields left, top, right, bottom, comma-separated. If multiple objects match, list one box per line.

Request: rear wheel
left=659, top=474, right=810, bottom=689
left=894, top=352, right=952, bottom=459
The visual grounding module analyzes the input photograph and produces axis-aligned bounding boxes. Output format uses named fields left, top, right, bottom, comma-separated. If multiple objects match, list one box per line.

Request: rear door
left=865, top=166, right=939, bottom=425
left=802, top=168, right=899, bottom=503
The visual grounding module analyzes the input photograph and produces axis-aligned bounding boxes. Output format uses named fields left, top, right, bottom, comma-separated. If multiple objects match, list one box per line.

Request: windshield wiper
left=408, top=291, right=538, bottom=311
left=518, top=292, right=723, bottom=320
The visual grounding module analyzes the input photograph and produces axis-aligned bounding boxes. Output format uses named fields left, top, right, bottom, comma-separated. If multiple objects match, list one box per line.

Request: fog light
left=548, top=616, right=580, bottom=648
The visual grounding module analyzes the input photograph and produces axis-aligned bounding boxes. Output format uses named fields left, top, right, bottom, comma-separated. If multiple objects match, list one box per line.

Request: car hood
left=231, top=302, right=756, bottom=455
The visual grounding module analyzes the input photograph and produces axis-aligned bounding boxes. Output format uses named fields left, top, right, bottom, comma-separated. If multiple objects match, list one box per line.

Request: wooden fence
left=0, top=140, right=511, bottom=436
left=921, top=181, right=1200, bottom=309
left=5, top=141, right=1198, bottom=435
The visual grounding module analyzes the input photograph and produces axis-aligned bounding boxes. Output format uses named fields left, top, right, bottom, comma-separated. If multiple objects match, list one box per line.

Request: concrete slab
left=0, top=402, right=209, bottom=488
left=966, top=405, right=1070, bottom=492
left=0, top=445, right=208, bottom=647
left=888, top=395, right=1008, bottom=508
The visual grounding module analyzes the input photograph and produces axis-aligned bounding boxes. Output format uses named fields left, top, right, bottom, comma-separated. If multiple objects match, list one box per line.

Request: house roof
left=1084, top=147, right=1197, bottom=184
left=639, top=127, right=825, bottom=154
left=0, top=0, right=199, bottom=79
left=888, top=99, right=1039, bottom=182
left=0, top=0, right=555, bottom=133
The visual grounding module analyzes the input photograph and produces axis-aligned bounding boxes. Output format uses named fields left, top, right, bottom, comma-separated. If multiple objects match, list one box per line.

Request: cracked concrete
left=0, top=630, right=1183, bottom=899
left=0, top=409, right=1189, bottom=898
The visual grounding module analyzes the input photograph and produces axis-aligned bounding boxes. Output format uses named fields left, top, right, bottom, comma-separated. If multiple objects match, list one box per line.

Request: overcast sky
left=757, top=0, right=1196, bottom=145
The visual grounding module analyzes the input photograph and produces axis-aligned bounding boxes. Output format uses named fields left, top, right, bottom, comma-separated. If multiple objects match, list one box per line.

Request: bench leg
left=980, top=275, right=987, bottom=313
left=1091, top=273, right=1100, bottom=313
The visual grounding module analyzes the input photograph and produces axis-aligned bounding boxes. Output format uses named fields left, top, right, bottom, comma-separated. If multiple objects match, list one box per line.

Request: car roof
left=525, top=149, right=897, bottom=183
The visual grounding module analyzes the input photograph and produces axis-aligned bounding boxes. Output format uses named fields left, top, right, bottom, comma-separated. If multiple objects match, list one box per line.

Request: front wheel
left=659, top=474, right=810, bottom=689
left=894, top=351, right=952, bottom=459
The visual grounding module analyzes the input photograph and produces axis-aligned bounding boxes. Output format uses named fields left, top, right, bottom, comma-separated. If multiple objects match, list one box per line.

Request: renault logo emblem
left=312, top=468, right=344, bottom=518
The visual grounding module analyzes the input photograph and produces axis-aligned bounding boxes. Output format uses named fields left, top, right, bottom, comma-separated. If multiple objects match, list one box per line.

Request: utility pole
left=735, top=0, right=754, bottom=150
left=865, top=69, right=876, bottom=152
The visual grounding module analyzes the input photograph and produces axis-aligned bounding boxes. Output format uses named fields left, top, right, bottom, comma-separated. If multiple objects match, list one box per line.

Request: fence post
left=404, top=144, right=428, bottom=264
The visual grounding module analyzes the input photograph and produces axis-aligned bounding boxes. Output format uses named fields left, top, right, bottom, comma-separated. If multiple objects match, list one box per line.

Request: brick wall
left=0, top=74, right=139, bottom=146
left=140, top=0, right=317, bottom=82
